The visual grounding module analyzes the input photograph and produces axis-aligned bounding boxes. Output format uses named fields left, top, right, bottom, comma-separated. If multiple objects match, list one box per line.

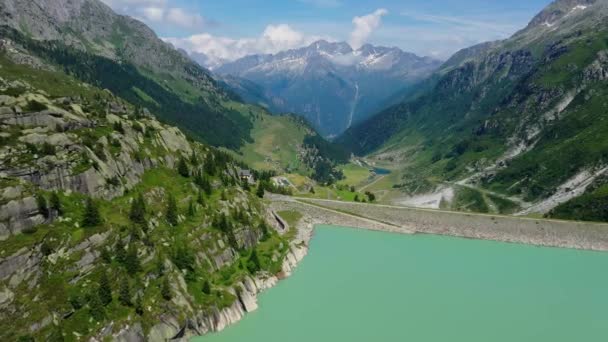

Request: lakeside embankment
left=270, top=196, right=608, bottom=251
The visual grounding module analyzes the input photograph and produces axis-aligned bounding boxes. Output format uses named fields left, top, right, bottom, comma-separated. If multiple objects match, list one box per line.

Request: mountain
left=0, top=0, right=255, bottom=148
left=0, top=50, right=308, bottom=339
left=215, top=40, right=442, bottom=137
left=338, top=0, right=608, bottom=221
left=0, top=1, right=339, bottom=340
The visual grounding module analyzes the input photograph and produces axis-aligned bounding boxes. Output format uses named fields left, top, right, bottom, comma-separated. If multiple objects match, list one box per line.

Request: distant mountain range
left=211, top=40, right=442, bottom=137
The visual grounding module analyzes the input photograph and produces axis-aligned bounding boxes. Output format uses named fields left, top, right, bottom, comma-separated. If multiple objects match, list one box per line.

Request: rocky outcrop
left=0, top=196, right=44, bottom=239
left=0, top=246, right=41, bottom=287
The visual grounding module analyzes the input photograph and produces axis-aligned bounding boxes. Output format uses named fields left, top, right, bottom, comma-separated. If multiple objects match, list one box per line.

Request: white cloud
left=141, top=7, right=164, bottom=22
left=349, top=8, right=388, bottom=49
left=101, top=0, right=207, bottom=30
left=164, top=24, right=328, bottom=68
left=165, top=8, right=205, bottom=29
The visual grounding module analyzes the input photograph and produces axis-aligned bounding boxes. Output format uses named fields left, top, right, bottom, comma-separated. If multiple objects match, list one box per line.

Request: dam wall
left=276, top=197, right=608, bottom=251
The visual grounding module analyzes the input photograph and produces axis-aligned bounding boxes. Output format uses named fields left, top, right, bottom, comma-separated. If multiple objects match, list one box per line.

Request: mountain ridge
left=214, top=40, right=442, bottom=137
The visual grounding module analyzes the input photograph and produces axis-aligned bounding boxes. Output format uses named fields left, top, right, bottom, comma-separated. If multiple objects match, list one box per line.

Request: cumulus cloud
left=101, top=0, right=207, bottom=30
left=349, top=8, right=388, bottom=49
left=164, top=24, right=328, bottom=68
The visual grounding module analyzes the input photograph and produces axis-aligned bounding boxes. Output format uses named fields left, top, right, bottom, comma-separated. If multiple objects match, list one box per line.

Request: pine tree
left=166, top=194, right=178, bottom=226
left=177, top=157, right=189, bottom=177
left=247, top=249, right=262, bottom=274
left=82, top=197, right=102, bottom=227
left=194, top=171, right=203, bottom=187
left=161, top=276, right=172, bottom=300
left=36, top=193, right=49, bottom=219
left=115, top=239, right=126, bottom=264
left=190, top=151, right=199, bottom=165
left=202, top=280, right=212, bottom=295
left=256, top=183, right=265, bottom=198
left=100, top=248, right=112, bottom=264
left=88, top=290, right=105, bottom=321
left=354, top=194, right=360, bottom=202
left=50, top=192, right=63, bottom=216
left=203, top=176, right=212, bottom=195
left=135, top=295, right=144, bottom=316
left=119, top=277, right=132, bottom=306
left=156, top=255, right=165, bottom=276
left=187, top=199, right=196, bottom=217
left=98, top=271, right=112, bottom=306
left=197, top=191, right=205, bottom=206
left=125, top=244, right=141, bottom=274
left=365, top=191, right=376, bottom=202
left=129, top=194, right=146, bottom=224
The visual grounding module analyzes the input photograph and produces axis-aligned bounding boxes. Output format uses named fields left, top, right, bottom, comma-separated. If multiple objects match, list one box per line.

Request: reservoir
left=196, top=225, right=608, bottom=341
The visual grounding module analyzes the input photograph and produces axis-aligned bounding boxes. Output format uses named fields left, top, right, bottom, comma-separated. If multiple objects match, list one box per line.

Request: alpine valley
left=1, top=0, right=608, bottom=341
left=214, top=41, right=441, bottom=137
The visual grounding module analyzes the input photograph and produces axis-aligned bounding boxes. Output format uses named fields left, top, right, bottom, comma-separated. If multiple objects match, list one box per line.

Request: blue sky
left=102, top=0, right=552, bottom=65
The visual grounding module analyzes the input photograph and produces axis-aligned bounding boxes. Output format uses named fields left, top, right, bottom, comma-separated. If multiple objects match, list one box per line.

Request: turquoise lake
left=195, top=225, right=608, bottom=342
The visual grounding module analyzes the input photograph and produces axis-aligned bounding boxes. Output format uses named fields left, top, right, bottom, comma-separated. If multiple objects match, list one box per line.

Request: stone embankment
left=292, top=198, right=608, bottom=251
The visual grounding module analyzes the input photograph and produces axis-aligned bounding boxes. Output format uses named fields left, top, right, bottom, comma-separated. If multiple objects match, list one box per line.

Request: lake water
left=195, top=225, right=608, bottom=342
left=372, top=167, right=391, bottom=175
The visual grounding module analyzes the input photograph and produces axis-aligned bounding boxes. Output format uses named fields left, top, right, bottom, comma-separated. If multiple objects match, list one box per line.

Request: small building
left=238, top=169, right=255, bottom=184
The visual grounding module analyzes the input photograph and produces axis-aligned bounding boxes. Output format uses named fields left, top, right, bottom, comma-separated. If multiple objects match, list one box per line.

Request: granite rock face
left=0, top=78, right=194, bottom=238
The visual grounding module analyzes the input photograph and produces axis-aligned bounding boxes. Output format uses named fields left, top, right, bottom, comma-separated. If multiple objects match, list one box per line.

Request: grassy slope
left=236, top=109, right=311, bottom=173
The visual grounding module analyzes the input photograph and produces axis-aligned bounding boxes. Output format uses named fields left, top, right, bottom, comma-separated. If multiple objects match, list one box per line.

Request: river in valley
left=195, top=225, right=608, bottom=341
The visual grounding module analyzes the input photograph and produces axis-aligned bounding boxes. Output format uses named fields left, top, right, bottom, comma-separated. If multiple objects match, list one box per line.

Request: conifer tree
left=135, top=295, right=144, bottom=315
left=156, top=255, right=165, bottom=276
left=177, top=157, right=189, bottom=177
left=125, top=244, right=141, bottom=274
left=256, top=183, right=265, bottom=198
left=247, top=249, right=262, bottom=274
left=129, top=193, right=146, bottom=224
left=119, top=277, right=132, bottom=306
left=190, top=151, right=199, bottom=165
left=203, top=176, right=212, bottom=195
left=100, top=248, right=112, bottom=264
left=88, top=290, right=105, bottom=321
left=197, top=191, right=205, bottom=206
left=115, top=239, right=126, bottom=264
left=82, top=197, right=102, bottom=227
left=202, top=280, right=212, bottom=295
left=36, top=193, right=49, bottom=219
left=161, top=276, right=172, bottom=300
left=166, top=194, right=178, bottom=226
left=50, top=192, right=63, bottom=216
left=187, top=199, right=196, bottom=217
left=98, top=271, right=112, bottom=306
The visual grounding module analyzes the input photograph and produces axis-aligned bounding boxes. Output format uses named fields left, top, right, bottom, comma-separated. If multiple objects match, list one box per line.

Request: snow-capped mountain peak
left=213, top=40, right=442, bottom=137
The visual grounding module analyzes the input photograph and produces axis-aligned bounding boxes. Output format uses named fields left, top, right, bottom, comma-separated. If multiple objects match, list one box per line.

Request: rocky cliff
left=0, top=50, right=301, bottom=340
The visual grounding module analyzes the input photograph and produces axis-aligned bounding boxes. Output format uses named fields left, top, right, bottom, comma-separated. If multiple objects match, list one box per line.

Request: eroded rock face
left=0, top=197, right=44, bottom=238
left=0, top=80, right=200, bottom=238
left=0, top=247, right=41, bottom=284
